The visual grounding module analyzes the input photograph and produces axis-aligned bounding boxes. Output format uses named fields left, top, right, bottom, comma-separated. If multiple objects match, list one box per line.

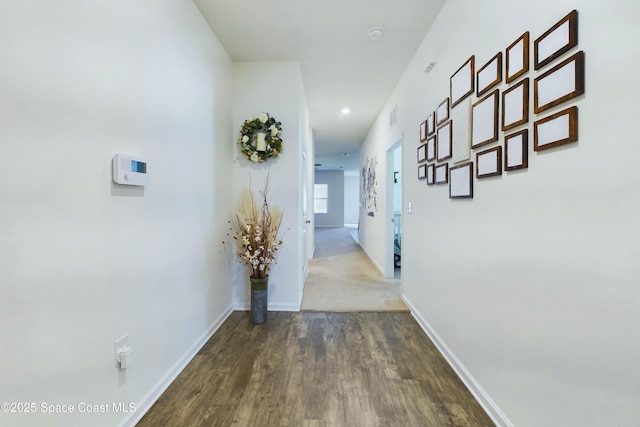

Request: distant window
left=314, top=184, right=328, bottom=214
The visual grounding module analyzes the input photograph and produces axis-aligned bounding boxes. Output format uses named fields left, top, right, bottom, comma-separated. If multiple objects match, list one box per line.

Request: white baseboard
left=118, top=304, right=235, bottom=427
left=401, top=296, right=513, bottom=427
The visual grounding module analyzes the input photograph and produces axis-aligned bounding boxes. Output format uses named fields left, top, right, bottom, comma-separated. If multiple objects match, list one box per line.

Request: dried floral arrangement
left=228, top=179, right=283, bottom=279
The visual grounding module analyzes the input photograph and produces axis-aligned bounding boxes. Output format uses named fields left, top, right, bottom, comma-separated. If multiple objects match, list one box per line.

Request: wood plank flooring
left=137, top=311, right=494, bottom=427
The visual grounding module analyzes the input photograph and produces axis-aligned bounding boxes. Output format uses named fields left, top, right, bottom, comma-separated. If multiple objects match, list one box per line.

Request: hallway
left=300, top=228, right=407, bottom=312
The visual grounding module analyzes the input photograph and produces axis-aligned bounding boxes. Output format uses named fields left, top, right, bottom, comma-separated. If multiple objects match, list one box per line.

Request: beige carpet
left=301, top=227, right=408, bottom=312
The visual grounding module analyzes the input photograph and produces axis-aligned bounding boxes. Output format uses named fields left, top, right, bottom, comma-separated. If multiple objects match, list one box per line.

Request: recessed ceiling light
left=340, top=107, right=351, bottom=115
left=342, top=153, right=350, bottom=157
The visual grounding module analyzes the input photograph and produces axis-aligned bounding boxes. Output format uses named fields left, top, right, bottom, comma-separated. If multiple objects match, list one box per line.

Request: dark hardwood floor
left=137, top=311, right=494, bottom=427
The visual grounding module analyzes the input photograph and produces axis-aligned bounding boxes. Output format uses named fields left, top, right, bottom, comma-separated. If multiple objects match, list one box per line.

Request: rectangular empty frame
left=437, top=121, right=452, bottom=161
left=477, top=52, right=502, bottom=97
left=449, top=162, right=473, bottom=199
left=534, top=51, right=584, bottom=113
left=418, top=164, right=427, bottom=180
left=476, top=146, right=502, bottom=178
left=436, top=98, right=450, bottom=126
left=450, top=56, right=475, bottom=107
left=534, top=106, right=578, bottom=151
left=417, top=144, right=427, bottom=163
left=504, top=129, right=529, bottom=170
left=427, top=135, right=436, bottom=162
left=427, top=112, right=435, bottom=135
left=506, top=32, right=529, bottom=83
left=420, top=121, right=427, bottom=142
left=471, top=89, right=499, bottom=149
left=427, top=164, right=435, bottom=185
left=535, top=10, right=578, bottom=70
left=435, top=163, right=448, bottom=184
left=502, top=78, right=529, bottom=131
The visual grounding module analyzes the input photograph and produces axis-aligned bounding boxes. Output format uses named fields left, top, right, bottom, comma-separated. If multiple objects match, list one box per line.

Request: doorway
left=386, top=137, right=402, bottom=280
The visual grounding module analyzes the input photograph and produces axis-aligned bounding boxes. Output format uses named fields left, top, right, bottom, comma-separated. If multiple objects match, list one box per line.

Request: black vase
left=250, top=276, right=268, bottom=324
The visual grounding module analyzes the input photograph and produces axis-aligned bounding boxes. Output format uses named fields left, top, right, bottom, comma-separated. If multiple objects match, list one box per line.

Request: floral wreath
left=238, top=112, right=283, bottom=163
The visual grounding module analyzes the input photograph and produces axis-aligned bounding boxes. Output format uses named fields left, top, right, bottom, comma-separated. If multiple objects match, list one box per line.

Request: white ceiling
left=194, top=0, right=446, bottom=171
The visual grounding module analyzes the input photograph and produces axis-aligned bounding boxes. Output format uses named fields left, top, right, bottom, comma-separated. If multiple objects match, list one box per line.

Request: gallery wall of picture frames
left=417, top=9, right=584, bottom=200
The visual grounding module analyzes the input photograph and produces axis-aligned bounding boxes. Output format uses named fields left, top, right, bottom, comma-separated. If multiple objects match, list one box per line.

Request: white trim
left=402, top=296, right=514, bottom=427
left=118, top=304, right=234, bottom=427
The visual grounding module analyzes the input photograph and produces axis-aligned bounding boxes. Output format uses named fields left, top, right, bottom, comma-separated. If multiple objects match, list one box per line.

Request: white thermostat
left=112, top=153, right=148, bottom=186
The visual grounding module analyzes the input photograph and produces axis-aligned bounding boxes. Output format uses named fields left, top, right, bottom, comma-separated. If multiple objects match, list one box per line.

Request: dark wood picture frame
left=436, top=120, right=453, bottom=162
left=435, top=163, right=449, bottom=185
left=427, top=135, right=436, bottom=162
left=534, top=106, right=578, bottom=151
left=417, top=144, right=427, bottom=163
left=477, top=52, right=502, bottom=97
left=420, top=120, right=428, bottom=142
left=449, top=162, right=474, bottom=199
left=476, top=146, right=502, bottom=178
left=504, top=129, right=529, bottom=171
left=427, top=112, right=435, bottom=135
left=450, top=56, right=475, bottom=107
left=471, top=89, right=499, bottom=149
left=502, top=78, right=529, bottom=131
left=436, top=98, right=450, bottom=126
left=418, top=164, right=427, bottom=180
left=534, top=10, right=578, bottom=70
left=427, top=164, right=435, bottom=185
left=534, top=51, right=585, bottom=114
left=506, top=32, right=530, bottom=84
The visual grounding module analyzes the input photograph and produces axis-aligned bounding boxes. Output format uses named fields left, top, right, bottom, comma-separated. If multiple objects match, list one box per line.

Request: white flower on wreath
left=269, top=124, right=278, bottom=136
left=258, top=113, right=268, bottom=123
left=242, top=135, right=249, bottom=143
left=250, top=152, right=260, bottom=162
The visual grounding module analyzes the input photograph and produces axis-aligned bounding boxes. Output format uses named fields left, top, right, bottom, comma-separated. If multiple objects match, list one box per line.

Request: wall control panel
left=112, top=154, right=147, bottom=186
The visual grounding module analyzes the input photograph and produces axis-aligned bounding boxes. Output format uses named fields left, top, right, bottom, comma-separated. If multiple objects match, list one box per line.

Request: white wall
left=359, top=136, right=402, bottom=276
left=361, top=1, right=640, bottom=426
left=0, top=2, right=234, bottom=426
left=231, top=61, right=309, bottom=311
left=314, top=170, right=345, bottom=227
left=344, top=172, right=360, bottom=226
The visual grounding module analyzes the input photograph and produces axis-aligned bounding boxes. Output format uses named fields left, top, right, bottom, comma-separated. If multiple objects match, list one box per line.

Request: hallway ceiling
left=194, top=0, right=445, bottom=171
